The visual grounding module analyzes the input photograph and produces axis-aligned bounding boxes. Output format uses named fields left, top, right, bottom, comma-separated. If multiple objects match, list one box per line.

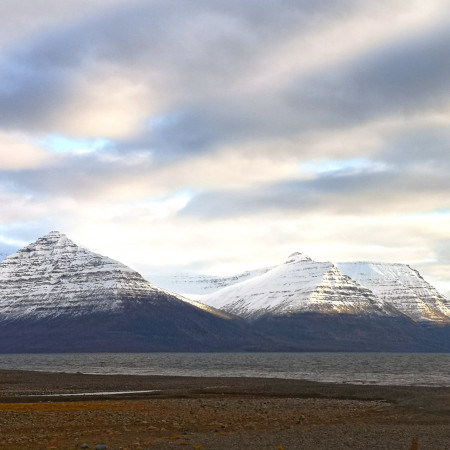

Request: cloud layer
left=0, top=0, right=449, bottom=291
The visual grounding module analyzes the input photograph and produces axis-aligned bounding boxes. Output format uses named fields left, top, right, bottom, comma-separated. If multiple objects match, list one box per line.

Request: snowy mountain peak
left=45, top=230, right=66, bottom=238
left=0, top=231, right=184, bottom=320
left=19, top=230, right=74, bottom=254
left=35, top=230, right=69, bottom=243
left=199, top=255, right=394, bottom=319
left=338, top=262, right=450, bottom=323
left=286, top=252, right=312, bottom=263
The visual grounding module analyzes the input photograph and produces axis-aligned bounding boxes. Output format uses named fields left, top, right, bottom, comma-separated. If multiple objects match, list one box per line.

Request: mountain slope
left=0, top=231, right=174, bottom=319
left=338, top=262, right=450, bottom=324
left=0, top=231, right=263, bottom=352
left=199, top=253, right=398, bottom=319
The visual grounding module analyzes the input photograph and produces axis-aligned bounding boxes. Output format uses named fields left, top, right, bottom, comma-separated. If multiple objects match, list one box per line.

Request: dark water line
left=0, top=352, right=449, bottom=387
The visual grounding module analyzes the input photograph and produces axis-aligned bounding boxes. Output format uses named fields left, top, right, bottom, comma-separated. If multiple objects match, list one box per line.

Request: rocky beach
left=0, top=370, right=449, bottom=449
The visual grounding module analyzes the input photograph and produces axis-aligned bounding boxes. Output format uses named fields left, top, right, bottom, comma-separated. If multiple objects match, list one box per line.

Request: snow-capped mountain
left=1, top=235, right=449, bottom=352
left=0, top=231, right=177, bottom=319
left=150, top=267, right=273, bottom=297
left=196, top=252, right=450, bottom=351
left=199, top=252, right=398, bottom=319
left=0, top=231, right=262, bottom=352
left=338, top=262, right=450, bottom=324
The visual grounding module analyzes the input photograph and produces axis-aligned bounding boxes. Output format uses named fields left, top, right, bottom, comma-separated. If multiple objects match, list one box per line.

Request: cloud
left=0, top=0, right=350, bottom=137
left=380, top=124, right=450, bottom=167
left=105, top=14, right=450, bottom=163
left=179, top=165, right=450, bottom=219
left=283, top=22, right=450, bottom=125
left=0, top=0, right=448, bottom=289
left=0, top=1, right=124, bottom=46
left=0, top=133, right=50, bottom=169
left=0, top=189, right=49, bottom=225
left=5, top=0, right=446, bottom=144
left=0, top=150, right=156, bottom=202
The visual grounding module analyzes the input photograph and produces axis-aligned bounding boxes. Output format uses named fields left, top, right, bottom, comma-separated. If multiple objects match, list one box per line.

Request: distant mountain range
left=0, top=232, right=449, bottom=352
left=178, top=254, right=450, bottom=325
left=199, top=253, right=396, bottom=319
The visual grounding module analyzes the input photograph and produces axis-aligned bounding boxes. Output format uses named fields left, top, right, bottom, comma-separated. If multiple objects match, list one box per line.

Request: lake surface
left=0, top=353, right=449, bottom=387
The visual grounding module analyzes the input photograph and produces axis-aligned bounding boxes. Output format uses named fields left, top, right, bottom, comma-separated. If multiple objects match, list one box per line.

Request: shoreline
left=1, top=369, right=450, bottom=413
left=0, top=370, right=449, bottom=448
left=1, top=351, right=448, bottom=390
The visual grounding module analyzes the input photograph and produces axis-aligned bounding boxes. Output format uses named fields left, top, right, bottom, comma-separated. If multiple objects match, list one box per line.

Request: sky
left=0, top=0, right=449, bottom=292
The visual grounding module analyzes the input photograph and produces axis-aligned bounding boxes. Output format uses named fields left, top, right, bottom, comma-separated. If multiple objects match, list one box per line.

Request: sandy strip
left=28, top=390, right=160, bottom=397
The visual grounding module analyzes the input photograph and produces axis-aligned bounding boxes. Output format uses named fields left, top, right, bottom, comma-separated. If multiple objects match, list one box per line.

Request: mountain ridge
left=0, top=231, right=265, bottom=352
left=198, top=253, right=404, bottom=319
left=156, top=254, right=450, bottom=325
left=0, top=234, right=449, bottom=352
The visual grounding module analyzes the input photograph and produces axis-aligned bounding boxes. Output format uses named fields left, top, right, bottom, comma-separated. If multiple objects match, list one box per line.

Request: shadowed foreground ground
left=0, top=370, right=449, bottom=449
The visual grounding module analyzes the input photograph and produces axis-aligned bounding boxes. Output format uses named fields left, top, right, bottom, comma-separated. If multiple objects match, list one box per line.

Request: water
left=0, top=353, right=449, bottom=387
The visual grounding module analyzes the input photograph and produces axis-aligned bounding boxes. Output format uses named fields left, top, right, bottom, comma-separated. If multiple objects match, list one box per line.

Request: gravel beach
left=0, top=370, right=449, bottom=449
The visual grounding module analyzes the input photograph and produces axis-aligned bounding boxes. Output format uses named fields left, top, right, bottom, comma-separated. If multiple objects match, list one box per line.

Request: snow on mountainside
left=0, top=231, right=222, bottom=320
left=1, top=235, right=449, bottom=352
left=199, top=252, right=398, bottom=319
left=338, top=262, right=450, bottom=324
left=0, top=231, right=267, bottom=352
left=150, top=267, right=273, bottom=297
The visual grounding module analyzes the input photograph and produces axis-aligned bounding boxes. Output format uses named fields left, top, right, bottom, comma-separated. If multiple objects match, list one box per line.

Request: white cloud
left=58, top=68, right=156, bottom=138
left=0, top=133, right=50, bottom=170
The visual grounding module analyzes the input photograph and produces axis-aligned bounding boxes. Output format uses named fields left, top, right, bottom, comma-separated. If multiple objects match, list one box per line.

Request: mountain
left=199, top=252, right=399, bottom=319
left=0, top=231, right=263, bottom=352
left=1, top=235, right=449, bottom=353
left=168, top=256, right=450, bottom=326
left=338, top=262, right=450, bottom=324
left=149, top=267, right=273, bottom=297
left=195, top=253, right=450, bottom=351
